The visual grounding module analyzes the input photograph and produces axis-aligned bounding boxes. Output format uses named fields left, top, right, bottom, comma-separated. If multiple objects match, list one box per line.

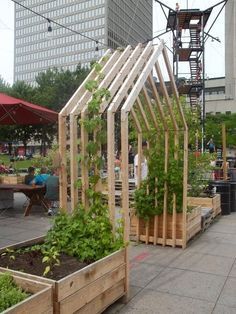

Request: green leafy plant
left=0, top=273, right=30, bottom=312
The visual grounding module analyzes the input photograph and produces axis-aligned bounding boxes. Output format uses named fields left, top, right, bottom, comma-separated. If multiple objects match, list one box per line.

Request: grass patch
left=0, top=155, right=34, bottom=170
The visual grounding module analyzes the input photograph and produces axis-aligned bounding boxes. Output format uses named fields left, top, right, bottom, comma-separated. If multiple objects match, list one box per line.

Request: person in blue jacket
left=31, top=166, right=49, bottom=186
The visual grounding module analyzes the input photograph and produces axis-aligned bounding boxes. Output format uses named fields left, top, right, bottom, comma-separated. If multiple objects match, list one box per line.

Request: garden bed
left=0, top=237, right=126, bottom=314
left=131, top=206, right=202, bottom=247
left=187, top=194, right=221, bottom=218
left=0, top=272, right=52, bottom=314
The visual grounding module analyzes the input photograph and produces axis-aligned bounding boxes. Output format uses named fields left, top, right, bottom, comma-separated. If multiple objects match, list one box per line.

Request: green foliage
left=43, top=205, right=123, bottom=264
left=188, top=152, right=214, bottom=197
left=205, top=113, right=236, bottom=148
left=134, top=135, right=184, bottom=220
left=0, top=273, right=29, bottom=312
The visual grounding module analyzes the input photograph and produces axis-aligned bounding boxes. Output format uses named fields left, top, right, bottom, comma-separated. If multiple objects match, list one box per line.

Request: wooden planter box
left=1, top=176, right=25, bottom=184
left=187, top=194, right=221, bottom=218
left=0, top=237, right=126, bottom=314
left=130, top=206, right=202, bottom=247
left=1, top=273, right=53, bottom=314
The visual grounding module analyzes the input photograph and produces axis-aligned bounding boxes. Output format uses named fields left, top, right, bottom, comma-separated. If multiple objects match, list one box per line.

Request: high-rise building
left=14, top=0, right=152, bottom=85
left=225, top=0, right=236, bottom=100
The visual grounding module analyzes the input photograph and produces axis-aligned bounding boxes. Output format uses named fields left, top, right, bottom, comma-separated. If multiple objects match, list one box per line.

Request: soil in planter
left=0, top=250, right=89, bottom=281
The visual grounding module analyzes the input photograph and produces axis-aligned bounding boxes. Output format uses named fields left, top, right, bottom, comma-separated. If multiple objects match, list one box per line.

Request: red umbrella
left=0, top=93, right=58, bottom=125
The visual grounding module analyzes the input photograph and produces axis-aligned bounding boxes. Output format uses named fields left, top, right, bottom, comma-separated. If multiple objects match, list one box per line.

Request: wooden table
left=0, top=184, right=46, bottom=216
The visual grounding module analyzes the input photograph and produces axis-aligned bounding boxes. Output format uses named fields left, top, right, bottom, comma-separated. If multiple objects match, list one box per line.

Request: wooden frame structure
left=58, top=41, right=188, bottom=302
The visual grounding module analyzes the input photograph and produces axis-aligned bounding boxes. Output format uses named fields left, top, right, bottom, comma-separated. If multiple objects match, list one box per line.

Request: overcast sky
left=0, top=0, right=225, bottom=84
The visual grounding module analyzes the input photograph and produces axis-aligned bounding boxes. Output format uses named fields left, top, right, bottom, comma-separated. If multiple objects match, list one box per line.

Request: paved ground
left=1, top=194, right=236, bottom=313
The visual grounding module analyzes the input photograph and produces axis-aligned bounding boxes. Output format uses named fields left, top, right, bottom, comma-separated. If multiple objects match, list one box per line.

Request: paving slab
left=138, top=246, right=182, bottom=266
left=145, top=267, right=226, bottom=302
left=130, top=262, right=163, bottom=288
left=217, top=277, right=236, bottom=308
left=213, top=304, right=236, bottom=314
left=128, top=289, right=215, bottom=314
left=229, top=260, right=236, bottom=277
left=169, top=251, right=235, bottom=276
left=187, top=241, right=236, bottom=258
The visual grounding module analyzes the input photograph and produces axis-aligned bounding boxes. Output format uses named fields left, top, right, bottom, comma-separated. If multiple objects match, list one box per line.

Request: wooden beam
left=70, top=114, right=79, bottom=210
left=120, top=110, right=130, bottom=300
left=130, top=108, right=142, bottom=133
left=109, top=42, right=154, bottom=114
left=80, top=111, right=89, bottom=209
left=107, top=110, right=116, bottom=230
left=136, top=96, right=151, bottom=131
left=73, top=50, right=122, bottom=116
left=60, top=49, right=112, bottom=116
left=121, top=42, right=164, bottom=113
left=100, top=44, right=144, bottom=114
left=154, top=62, right=179, bottom=132
left=58, top=115, right=68, bottom=212
left=142, top=86, right=160, bottom=131
left=162, top=45, right=188, bottom=130
left=147, top=75, right=168, bottom=131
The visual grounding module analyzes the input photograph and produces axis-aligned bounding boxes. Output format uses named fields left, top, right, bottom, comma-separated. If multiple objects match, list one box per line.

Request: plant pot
left=0, top=237, right=126, bottom=314
left=187, top=194, right=221, bottom=218
left=0, top=272, right=53, bottom=314
left=130, top=206, right=202, bottom=247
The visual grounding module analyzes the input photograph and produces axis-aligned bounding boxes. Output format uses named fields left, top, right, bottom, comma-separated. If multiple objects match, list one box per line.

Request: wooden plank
left=154, top=62, right=178, bottom=132
left=100, top=44, right=143, bottom=114
left=162, top=46, right=188, bottom=130
left=121, top=42, right=164, bottom=113
left=80, top=111, right=89, bottom=209
left=147, top=75, right=168, bottom=131
left=59, top=265, right=125, bottom=314
left=120, top=111, right=130, bottom=300
left=108, top=42, right=153, bottom=114
left=142, top=87, right=160, bottom=131
left=163, top=131, right=169, bottom=246
left=130, top=108, right=142, bottom=133
left=136, top=97, right=150, bottom=131
left=57, top=249, right=125, bottom=301
left=60, top=49, right=112, bottom=116
left=70, top=114, right=79, bottom=210
left=107, top=110, right=116, bottom=229
left=2, top=275, right=53, bottom=314
left=58, top=115, right=68, bottom=211
left=75, top=280, right=125, bottom=314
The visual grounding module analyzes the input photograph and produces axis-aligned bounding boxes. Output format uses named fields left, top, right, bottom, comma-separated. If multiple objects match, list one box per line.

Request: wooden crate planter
left=2, top=176, right=25, bottom=184
left=0, top=273, right=53, bottom=314
left=0, top=238, right=126, bottom=314
left=187, top=194, right=221, bottom=218
left=131, top=206, right=202, bottom=247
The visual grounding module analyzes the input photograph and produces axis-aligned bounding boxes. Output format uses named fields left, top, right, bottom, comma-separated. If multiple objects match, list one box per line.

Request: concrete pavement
left=1, top=193, right=236, bottom=313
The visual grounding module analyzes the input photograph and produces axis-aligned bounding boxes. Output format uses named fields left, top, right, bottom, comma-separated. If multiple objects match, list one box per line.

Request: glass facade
left=14, top=0, right=152, bottom=85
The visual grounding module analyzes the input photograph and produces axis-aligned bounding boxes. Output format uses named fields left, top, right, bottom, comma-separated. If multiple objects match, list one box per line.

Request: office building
left=14, top=0, right=152, bottom=85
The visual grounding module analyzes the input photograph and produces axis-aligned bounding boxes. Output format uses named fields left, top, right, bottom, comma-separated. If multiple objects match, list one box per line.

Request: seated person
left=25, top=166, right=35, bottom=185
left=44, top=168, right=60, bottom=216
left=31, top=166, right=49, bottom=186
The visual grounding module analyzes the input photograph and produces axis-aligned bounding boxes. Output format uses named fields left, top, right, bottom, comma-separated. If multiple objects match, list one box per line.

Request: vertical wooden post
left=58, top=115, right=68, bottom=212
left=182, top=130, right=188, bottom=248
left=136, top=133, right=142, bottom=242
left=107, top=110, right=116, bottom=230
left=163, top=131, right=169, bottom=246
left=222, top=123, right=227, bottom=181
left=70, top=114, right=79, bottom=211
left=81, top=111, right=89, bottom=209
left=121, top=111, right=130, bottom=301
